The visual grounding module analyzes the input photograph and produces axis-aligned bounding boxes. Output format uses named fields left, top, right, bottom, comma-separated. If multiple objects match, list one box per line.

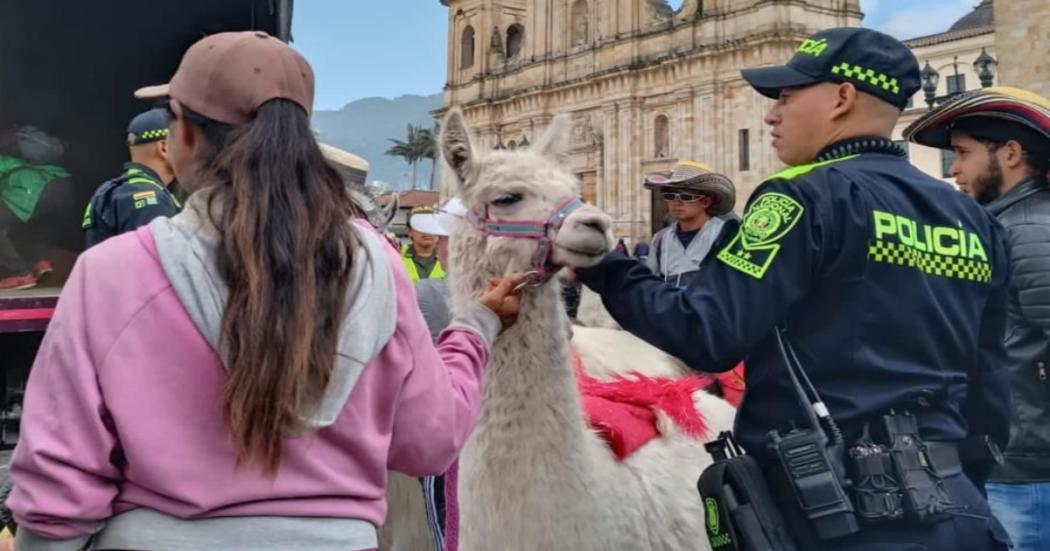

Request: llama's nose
left=571, top=210, right=610, bottom=234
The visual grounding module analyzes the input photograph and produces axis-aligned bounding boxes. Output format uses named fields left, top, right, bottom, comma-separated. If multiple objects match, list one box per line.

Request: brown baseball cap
left=135, top=31, right=314, bottom=125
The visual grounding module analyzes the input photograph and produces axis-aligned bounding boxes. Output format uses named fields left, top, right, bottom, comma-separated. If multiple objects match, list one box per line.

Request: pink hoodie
left=8, top=216, right=495, bottom=551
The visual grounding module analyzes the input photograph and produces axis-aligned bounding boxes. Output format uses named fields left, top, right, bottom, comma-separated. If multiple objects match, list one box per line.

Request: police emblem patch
left=705, top=497, right=720, bottom=535
left=705, top=497, right=733, bottom=548
left=718, top=192, right=804, bottom=279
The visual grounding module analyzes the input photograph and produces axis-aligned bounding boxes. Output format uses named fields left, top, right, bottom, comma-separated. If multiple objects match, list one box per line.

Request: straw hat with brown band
left=643, top=161, right=737, bottom=216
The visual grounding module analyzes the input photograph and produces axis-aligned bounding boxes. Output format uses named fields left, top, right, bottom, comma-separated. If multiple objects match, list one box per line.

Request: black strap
left=775, top=327, right=845, bottom=444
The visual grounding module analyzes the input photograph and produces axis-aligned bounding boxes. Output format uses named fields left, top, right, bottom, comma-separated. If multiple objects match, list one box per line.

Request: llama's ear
left=532, top=114, right=571, bottom=164
left=440, top=108, right=477, bottom=190
left=380, top=193, right=399, bottom=229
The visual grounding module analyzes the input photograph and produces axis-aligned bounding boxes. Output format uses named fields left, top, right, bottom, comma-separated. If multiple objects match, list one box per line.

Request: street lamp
left=973, top=48, right=998, bottom=88
left=922, top=49, right=999, bottom=110
left=920, top=61, right=940, bottom=109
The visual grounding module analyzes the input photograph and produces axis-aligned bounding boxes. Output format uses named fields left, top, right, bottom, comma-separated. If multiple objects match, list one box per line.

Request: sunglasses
left=662, top=192, right=704, bottom=203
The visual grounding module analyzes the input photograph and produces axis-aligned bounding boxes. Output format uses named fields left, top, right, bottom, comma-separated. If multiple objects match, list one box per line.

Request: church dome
left=948, top=0, right=994, bottom=32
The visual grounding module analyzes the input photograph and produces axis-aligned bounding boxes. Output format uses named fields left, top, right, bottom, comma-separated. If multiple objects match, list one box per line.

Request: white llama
left=434, top=107, right=735, bottom=551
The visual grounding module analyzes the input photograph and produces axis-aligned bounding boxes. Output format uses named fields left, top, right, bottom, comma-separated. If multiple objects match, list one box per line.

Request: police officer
left=83, top=108, right=180, bottom=248
left=576, top=28, right=1011, bottom=550
left=906, top=87, right=1050, bottom=551
left=402, top=206, right=447, bottom=284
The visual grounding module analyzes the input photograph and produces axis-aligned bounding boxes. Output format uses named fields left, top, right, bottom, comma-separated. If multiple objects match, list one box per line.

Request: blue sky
left=292, top=0, right=980, bottom=110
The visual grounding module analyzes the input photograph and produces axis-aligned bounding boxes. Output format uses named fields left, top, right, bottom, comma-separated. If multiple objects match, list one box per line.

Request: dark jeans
left=780, top=475, right=1012, bottom=550
left=0, top=177, right=74, bottom=275
left=420, top=474, right=446, bottom=551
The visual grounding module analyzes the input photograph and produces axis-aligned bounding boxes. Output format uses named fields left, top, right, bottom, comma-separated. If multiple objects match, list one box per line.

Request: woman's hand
left=479, top=273, right=526, bottom=332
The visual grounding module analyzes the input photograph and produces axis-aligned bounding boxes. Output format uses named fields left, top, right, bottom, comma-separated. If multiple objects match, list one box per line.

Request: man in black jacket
left=577, top=27, right=1012, bottom=550
left=906, top=86, right=1050, bottom=551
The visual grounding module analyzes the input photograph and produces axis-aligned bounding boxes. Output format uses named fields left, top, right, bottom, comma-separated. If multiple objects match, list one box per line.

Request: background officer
left=576, top=27, right=1011, bottom=550
left=83, top=107, right=180, bottom=248
left=906, top=86, right=1050, bottom=551
left=402, top=206, right=447, bottom=284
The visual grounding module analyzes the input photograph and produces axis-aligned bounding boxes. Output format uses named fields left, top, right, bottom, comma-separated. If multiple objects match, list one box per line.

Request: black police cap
left=741, top=27, right=921, bottom=110
left=126, top=108, right=171, bottom=146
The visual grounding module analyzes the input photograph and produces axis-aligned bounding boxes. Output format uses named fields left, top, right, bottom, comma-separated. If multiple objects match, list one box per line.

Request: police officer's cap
left=741, top=27, right=921, bottom=110
left=126, top=108, right=171, bottom=146
left=904, top=86, right=1050, bottom=157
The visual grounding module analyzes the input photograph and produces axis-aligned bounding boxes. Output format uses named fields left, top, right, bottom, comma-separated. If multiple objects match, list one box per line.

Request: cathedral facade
left=438, top=0, right=862, bottom=239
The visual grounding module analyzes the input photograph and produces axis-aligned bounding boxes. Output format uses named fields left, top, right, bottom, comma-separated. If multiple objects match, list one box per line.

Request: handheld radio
left=768, top=327, right=860, bottom=541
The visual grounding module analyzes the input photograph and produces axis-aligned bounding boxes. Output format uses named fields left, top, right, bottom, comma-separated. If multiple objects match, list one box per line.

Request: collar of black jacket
left=986, top=178, right=1050, bottom=216
left=122, top=161, right=164, bottom=184
left=815, top=136, right=907, bottom=163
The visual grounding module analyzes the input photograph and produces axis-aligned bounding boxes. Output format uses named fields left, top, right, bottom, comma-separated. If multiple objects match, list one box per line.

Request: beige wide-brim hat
left=643, top=161, right=737, bottom=215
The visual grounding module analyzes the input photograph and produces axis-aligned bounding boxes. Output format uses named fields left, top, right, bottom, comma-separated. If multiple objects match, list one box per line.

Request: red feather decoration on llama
left=572, top=348, right=713, bottom=460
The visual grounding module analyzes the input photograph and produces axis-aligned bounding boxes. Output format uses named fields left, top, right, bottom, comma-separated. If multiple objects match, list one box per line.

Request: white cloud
left=875, top=0, right=975, bottom=40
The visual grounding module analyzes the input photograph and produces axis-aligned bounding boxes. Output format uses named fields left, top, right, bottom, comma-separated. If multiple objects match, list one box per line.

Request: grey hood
left=149, top=191, right=397, bottom=431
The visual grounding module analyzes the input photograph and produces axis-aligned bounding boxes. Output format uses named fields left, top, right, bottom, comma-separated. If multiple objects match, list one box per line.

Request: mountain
left=312, top=93, right=443, bottom=191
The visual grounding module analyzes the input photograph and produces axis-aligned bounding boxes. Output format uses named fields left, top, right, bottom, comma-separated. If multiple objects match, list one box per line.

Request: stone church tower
left=438, top=0, right=861, bottom=239
left=995, top=0, right=1050, bottom=97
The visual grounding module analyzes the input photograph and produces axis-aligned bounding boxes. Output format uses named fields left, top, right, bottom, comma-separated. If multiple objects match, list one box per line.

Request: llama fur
left=420, top=108, right=736, bottom=551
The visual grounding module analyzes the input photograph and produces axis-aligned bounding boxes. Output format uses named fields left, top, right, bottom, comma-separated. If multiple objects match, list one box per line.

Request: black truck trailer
left=0, top=0, right=294, bottom=448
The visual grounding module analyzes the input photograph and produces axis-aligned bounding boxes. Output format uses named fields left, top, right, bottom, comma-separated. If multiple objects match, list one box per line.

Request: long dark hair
left=183, top=100, right=361, bottom=474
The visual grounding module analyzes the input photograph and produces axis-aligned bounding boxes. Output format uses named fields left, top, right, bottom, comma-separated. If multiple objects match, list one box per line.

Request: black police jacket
left=578, top=140, right=1012, bottom=467
left=82, top=162, right=181, bottom=249
left=986, top=178, right=1050, bottom=482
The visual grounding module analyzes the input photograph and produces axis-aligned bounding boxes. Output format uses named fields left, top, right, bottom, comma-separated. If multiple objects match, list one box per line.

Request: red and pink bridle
left=467, top=195, right=585, bottom=283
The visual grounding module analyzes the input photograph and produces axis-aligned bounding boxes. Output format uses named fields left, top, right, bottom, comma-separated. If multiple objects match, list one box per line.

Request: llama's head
left=439, top=108, right=613, bottom=285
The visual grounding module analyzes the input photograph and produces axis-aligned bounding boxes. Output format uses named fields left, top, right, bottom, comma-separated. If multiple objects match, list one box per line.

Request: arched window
left=571, top=0, right=589, bottom=46
left=506, top=24, right=525, bottom=59
left=461, top=26, right=476, bottom=68
left=654, top=115, right=670, bottom=158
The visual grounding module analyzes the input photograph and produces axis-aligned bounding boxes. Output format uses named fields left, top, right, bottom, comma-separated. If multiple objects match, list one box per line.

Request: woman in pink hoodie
left=7, top=31, right=521, bottom=551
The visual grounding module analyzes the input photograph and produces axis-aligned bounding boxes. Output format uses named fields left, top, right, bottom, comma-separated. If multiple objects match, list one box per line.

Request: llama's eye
left=491, top=193, right=523, bottom=207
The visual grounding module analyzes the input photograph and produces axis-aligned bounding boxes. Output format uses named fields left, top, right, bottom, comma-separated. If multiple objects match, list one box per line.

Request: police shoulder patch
left=717, top=192, right=805, bottom=279
left=132, top=190, right=158, bottom=209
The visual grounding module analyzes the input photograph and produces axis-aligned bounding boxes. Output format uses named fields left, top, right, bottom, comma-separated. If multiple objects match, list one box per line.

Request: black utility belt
left=698, top=415, right=969, bottom=551
left=847, top=433, right=962, bottom=527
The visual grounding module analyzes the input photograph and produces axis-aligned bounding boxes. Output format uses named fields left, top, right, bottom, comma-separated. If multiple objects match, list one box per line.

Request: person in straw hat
left=906, top=86, right=1050, bottom=551
left=642, top=160, right=738, bottom=289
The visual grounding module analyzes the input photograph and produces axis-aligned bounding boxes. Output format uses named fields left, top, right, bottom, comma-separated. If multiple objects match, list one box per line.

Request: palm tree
left=419, top=123, right=439, bottom=190
left=387, top=124, right=424, bottom=189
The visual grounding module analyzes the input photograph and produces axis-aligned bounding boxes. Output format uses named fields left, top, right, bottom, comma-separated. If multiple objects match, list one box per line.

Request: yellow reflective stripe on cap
left=830, top=62, right=901, bottom=95
left=138, top=129, right=169, bottom=140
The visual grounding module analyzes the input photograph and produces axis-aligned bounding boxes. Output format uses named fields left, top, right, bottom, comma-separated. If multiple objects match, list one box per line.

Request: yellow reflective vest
left=401, top=245, right=446, bottom=284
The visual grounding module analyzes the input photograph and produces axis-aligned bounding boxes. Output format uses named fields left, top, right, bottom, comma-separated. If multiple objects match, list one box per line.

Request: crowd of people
left=0, top=22, right=1047, bottom=551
